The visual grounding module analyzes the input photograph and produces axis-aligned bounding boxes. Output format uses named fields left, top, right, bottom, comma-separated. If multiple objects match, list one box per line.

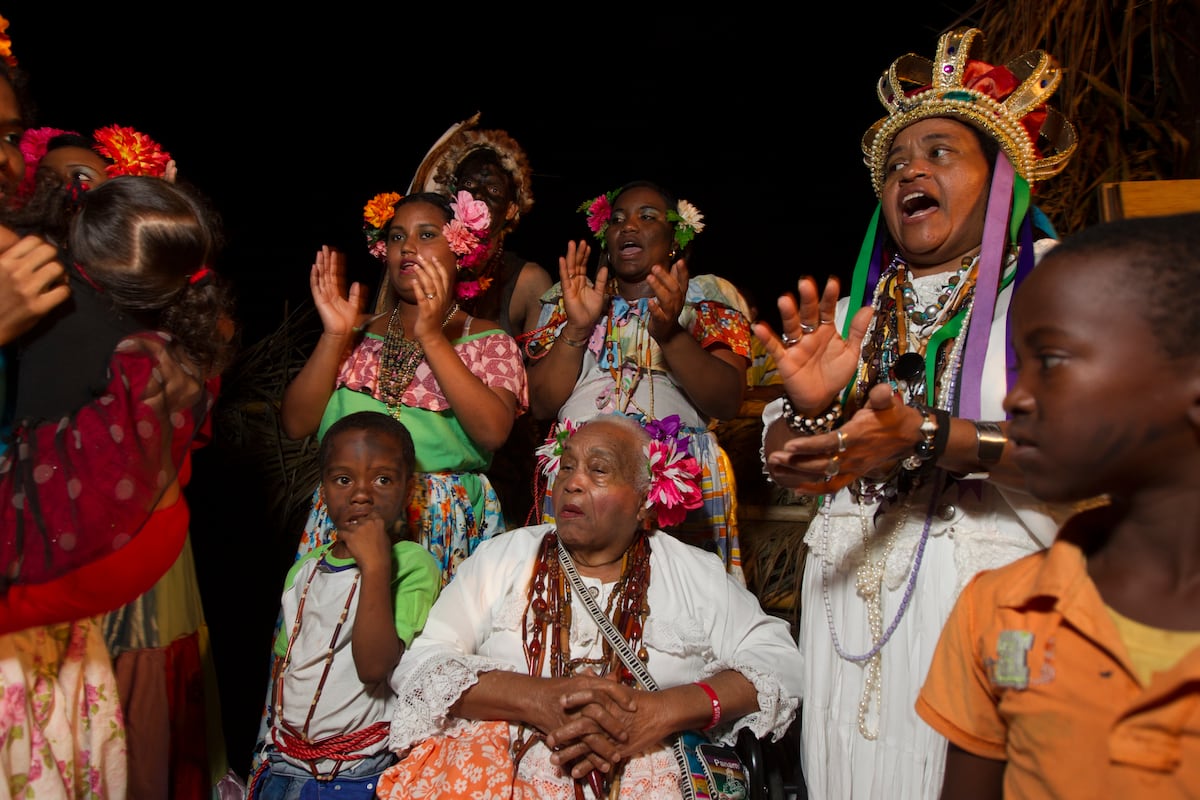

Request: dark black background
left=12, top=6, right=971, bottom=337
left=9, top=4, right=974, bottom=775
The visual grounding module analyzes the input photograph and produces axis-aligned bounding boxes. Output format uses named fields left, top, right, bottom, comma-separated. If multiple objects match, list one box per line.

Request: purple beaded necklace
left=820, top=469, right=945, bottom=663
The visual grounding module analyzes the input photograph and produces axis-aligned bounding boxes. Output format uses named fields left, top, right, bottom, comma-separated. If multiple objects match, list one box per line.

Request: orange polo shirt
left=916, top=513, right=1200, bottom=798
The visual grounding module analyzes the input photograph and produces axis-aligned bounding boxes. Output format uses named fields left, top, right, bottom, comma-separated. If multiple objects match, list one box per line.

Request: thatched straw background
left=958, top=0, right=1200, bottom=233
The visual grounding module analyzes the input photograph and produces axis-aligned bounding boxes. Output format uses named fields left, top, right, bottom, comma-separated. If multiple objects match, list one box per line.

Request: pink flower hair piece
left=578, top=192, right=614, bottom=240
left=445, top=190, right=493, bottom=300
left=17, top=127, right=80, bottom=200
left=644, top=437, right=703, bottom=528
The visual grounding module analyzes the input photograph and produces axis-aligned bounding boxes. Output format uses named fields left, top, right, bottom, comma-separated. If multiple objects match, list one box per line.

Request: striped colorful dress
left=527, top=274, right=751, bottom=583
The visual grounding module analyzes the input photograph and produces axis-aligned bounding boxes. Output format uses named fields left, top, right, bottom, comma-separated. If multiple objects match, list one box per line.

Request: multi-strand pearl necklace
left=818, top=475, right=943, bottom=739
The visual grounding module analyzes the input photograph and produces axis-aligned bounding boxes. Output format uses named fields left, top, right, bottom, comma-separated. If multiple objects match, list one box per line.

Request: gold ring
left=835, top=430, right=847, bottom=453
left=799, top=323, right=817, bottom=334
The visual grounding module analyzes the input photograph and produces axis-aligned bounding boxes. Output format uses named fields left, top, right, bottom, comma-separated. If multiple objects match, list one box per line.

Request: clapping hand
left=310, top=246, right=365, bottom=338
left=645, top=256, right=688, bottom=342
left=408, top=251, right=457, bottom=343
left=558, top=240, right=605, bottom=334
left=754, top=275, right=873, bottom=415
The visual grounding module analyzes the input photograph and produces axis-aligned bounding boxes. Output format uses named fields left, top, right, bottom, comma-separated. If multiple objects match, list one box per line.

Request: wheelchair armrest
left=735, top=726, right=769, bottom=800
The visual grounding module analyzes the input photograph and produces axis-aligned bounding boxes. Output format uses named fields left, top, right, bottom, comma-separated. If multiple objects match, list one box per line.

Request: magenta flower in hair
left=577, top=192, right=614, bottom=241
left=644, top=437, right=703, bottom=528
left=17, top=127, right=80, bottom=200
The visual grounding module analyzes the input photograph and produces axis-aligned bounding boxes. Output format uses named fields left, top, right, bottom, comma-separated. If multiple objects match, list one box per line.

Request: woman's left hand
left=645, top=257, right=688, bottom=342
left=410, top=252, right=457, bottom=342
left=546, top=681, right=681, bottom=776
left=765, top=383, right=923, bottom=492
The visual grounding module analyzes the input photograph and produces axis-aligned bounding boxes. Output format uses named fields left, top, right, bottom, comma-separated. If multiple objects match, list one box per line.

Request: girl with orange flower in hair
left=251, top=191, right=527, bottom=773
left=281, top=190, right=527, bottom=587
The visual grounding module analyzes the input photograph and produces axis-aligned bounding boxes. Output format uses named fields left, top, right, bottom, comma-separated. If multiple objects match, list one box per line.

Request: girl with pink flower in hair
left=283, top=190, right=528, bottom=585
left=524, top=180, right=752, bottom=584
left=255, top=190, right=528, bottom=769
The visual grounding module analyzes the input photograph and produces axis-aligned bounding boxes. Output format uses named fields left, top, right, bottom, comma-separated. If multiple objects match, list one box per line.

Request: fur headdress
left=407, top=112, right=535, bottom=223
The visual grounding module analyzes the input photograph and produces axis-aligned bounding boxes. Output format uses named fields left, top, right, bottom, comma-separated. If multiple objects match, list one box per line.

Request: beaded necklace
left=825, top=252, right=978, bottom=740
left=893, top=255, right=978, bottom=353
left=603, top=295, right=655, bottom=417
left=270, top=555, right=389, bottom=778
left=515, top=531, right=651, bottom=791
left=817, top=472, right=944, bottom=739
left=853, top=254, right=978, bottom=410
left=378, top=302, right=459, bottom=419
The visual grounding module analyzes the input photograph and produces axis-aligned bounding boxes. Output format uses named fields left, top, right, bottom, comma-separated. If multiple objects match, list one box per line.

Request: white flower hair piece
left=667, top=199, right=705, bottom=251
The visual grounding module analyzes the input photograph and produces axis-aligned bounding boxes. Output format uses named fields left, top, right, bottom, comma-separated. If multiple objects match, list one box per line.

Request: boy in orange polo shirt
left=916, top=212, right=1200, bottom=798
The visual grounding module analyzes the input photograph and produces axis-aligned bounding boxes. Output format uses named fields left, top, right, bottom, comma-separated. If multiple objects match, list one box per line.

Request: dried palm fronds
left=210, top=303, right=322, bottom=542
left=954, top=0, right=1199, bottom=233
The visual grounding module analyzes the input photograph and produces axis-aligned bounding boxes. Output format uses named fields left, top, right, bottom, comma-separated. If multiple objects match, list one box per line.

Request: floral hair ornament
left=16, top=126, right=81, bottom=200
left=578, top=190, right=706, bottom=252
left=644, top=415, right=703, bottom=527
left=0, top=14, right=17, bottom=67
left=93, top=125, right=172, bottom=178
left=363, top=191, right=403, bottom=262
left=187, top=266, right=213, bottom=286
left=535, top=419, right=580, bottom=476
left=445, top=189, right=493, bottom=300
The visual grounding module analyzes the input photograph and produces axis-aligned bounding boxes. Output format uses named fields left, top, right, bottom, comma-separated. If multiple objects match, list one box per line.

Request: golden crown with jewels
left=862, top=27, right=1077, bottom=197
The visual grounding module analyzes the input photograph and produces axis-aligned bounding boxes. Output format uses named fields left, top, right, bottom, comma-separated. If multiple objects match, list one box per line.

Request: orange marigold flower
left=0, top=14, right=17, bottom=67
left=93, top=125, right=172, bottom=178
left=363, top=192, right=402, bottom=230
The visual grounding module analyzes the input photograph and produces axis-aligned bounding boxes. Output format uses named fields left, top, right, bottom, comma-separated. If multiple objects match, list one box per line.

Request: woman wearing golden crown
left=757, top=27, right=1082, bottom=798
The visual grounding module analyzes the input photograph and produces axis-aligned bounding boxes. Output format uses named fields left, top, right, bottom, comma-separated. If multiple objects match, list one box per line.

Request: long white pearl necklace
left=854, top=497, right=906, bottom=740
left=820, top=477, right=942, bottom=739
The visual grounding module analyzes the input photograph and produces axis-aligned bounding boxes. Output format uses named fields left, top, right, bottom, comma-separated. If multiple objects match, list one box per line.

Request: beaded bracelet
left=781, top=398, right=842, bottom=435
left=902, top=406, right=950, bottom=471
left=694, top=681, right=721, bottom=731
left=902, top=405, right=938, bottom=471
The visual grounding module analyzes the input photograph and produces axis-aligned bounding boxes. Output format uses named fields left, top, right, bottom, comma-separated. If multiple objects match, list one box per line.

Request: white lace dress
left=762, top=246, right=1079, bottom=799
left=385, top=524, right=803, bottom=799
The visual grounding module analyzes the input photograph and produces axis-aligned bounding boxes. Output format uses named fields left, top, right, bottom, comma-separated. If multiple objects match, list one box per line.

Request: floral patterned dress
left=527, top=274, right=751, bottom=582
left=0, top=619, right=126, bottom=800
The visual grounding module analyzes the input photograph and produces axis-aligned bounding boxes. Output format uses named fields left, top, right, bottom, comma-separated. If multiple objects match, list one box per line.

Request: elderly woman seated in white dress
left=377, top=413, right=802, bottom=799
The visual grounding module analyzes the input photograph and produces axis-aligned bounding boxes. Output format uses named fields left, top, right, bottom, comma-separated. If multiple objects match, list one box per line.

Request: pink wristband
left=695, top=681, right=721, bottom=731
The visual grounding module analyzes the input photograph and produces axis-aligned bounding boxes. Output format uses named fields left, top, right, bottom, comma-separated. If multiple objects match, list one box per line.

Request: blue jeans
left=250, top=748, right=396, bottom=800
